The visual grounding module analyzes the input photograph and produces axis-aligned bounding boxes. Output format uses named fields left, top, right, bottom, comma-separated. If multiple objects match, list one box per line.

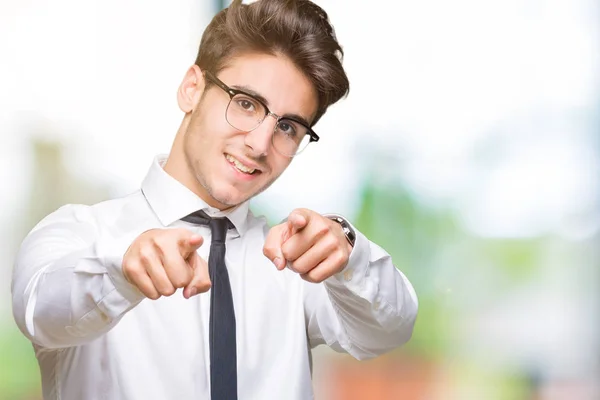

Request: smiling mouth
left=225, top=154, right=260, bottom=175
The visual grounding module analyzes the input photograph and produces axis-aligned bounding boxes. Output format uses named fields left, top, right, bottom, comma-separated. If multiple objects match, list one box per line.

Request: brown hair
left=195, top=0, right=349, bottom=125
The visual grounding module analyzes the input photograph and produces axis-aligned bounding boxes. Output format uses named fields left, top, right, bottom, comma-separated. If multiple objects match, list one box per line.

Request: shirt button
left=373, top=301, right=380, bottom=311
left=343, top=270, right=353, bottom=282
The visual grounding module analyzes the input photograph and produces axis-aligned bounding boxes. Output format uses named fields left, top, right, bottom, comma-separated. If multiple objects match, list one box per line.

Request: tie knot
left=181, top=210, right=232, bottom=244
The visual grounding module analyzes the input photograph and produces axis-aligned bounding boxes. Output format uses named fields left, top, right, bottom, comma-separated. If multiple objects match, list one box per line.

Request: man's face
left=181, top=53, right=318, bottom=210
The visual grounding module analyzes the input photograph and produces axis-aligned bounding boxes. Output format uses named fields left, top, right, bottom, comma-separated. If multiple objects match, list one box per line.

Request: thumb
left=183, top=253, right=211, bottom=299
left=263, top=224, right=289, bottom=271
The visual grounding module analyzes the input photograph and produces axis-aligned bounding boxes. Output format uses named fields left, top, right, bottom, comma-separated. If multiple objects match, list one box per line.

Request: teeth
left=226, top=154, right=256, bottom=174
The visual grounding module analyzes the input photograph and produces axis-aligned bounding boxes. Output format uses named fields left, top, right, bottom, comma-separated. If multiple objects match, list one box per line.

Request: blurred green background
left=1, top=0, right=598, bottom=399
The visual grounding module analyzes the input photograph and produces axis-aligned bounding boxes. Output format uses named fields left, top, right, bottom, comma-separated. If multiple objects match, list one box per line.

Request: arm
left=11, top=205, right=145, bottom=349
left=303, top=226, right=418, bottom=360
left=263, top=209, right=418, bottom=361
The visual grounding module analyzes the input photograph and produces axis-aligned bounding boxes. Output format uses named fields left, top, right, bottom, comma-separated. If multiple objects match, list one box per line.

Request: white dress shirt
left=11, top=155, right=418, bottom=400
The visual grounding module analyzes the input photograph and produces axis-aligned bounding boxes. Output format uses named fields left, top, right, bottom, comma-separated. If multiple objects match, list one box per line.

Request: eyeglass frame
left=203, top=70, right=320, bottom=156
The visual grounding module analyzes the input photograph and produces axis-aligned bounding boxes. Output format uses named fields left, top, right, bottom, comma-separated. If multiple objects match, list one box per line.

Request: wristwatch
left=324, top=214, right=356, bottom=247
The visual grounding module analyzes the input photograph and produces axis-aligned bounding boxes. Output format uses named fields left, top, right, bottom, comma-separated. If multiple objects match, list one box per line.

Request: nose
left=244, top=114, right=277, bottom=157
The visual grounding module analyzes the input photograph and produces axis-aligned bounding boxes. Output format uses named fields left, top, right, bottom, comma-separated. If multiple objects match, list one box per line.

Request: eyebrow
left=231, top=84, right=312, bottom=128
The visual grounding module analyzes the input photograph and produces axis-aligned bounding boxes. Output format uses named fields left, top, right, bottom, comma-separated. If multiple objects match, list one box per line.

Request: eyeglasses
left=204, top=71, right=319, bottom=157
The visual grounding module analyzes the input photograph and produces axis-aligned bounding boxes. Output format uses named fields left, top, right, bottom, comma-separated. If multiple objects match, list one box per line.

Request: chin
left=209, top=186, right=252, bottom=209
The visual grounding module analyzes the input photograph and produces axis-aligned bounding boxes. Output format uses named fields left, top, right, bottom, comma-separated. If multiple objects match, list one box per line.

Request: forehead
left=217, top=53, right=318, bottom=122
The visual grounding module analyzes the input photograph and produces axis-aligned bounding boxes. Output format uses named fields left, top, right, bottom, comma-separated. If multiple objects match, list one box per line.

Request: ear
left=177, top=65, right=206, bottom=113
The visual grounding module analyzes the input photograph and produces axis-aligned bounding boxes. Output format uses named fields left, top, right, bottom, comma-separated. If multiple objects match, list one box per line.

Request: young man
left=12, top=1, right=418, bottom=399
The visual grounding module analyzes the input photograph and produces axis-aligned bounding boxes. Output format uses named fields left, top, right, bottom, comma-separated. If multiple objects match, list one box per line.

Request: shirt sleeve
left=303, top=222, right=418, bottom=361
left=11, top=204, right=146, bottom=349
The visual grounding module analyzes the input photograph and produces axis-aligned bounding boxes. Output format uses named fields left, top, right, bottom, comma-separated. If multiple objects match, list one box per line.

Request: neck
left=163, top=116, right=189, bottom=183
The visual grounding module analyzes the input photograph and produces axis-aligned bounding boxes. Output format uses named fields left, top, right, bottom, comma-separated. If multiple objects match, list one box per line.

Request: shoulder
left=29, top=190, right=149, bottom=235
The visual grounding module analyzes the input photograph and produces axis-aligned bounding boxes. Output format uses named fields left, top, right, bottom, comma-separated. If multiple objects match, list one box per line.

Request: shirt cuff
left=97, top=231, right=146, bottom=306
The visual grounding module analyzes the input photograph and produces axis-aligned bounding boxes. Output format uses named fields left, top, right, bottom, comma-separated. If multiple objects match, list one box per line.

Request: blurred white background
left=1, top=0, right=598, bottom=399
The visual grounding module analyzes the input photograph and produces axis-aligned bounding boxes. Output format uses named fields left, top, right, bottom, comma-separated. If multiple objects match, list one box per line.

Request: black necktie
left=181, top=210, right=237, bottom=400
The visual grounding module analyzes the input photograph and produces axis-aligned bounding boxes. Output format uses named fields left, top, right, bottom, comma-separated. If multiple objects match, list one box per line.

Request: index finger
left=178, top=234, right=204, bottom=258
left=288, top=209, right=309, bottom=233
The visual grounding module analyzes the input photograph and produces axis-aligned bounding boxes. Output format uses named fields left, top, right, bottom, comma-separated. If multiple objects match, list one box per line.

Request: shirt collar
left=141, top=155, right=250, bottom=236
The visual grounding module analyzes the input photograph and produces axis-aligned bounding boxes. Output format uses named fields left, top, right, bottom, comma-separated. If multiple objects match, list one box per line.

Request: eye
left=236, top=98, right=256, bottom=112
left=277, top=120, right=297, bottom=136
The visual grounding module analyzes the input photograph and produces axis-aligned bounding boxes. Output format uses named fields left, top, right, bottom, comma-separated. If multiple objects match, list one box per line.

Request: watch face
left=341, top=222, right=355, bottom=246
left=325, top=214, right=355, bottom=246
